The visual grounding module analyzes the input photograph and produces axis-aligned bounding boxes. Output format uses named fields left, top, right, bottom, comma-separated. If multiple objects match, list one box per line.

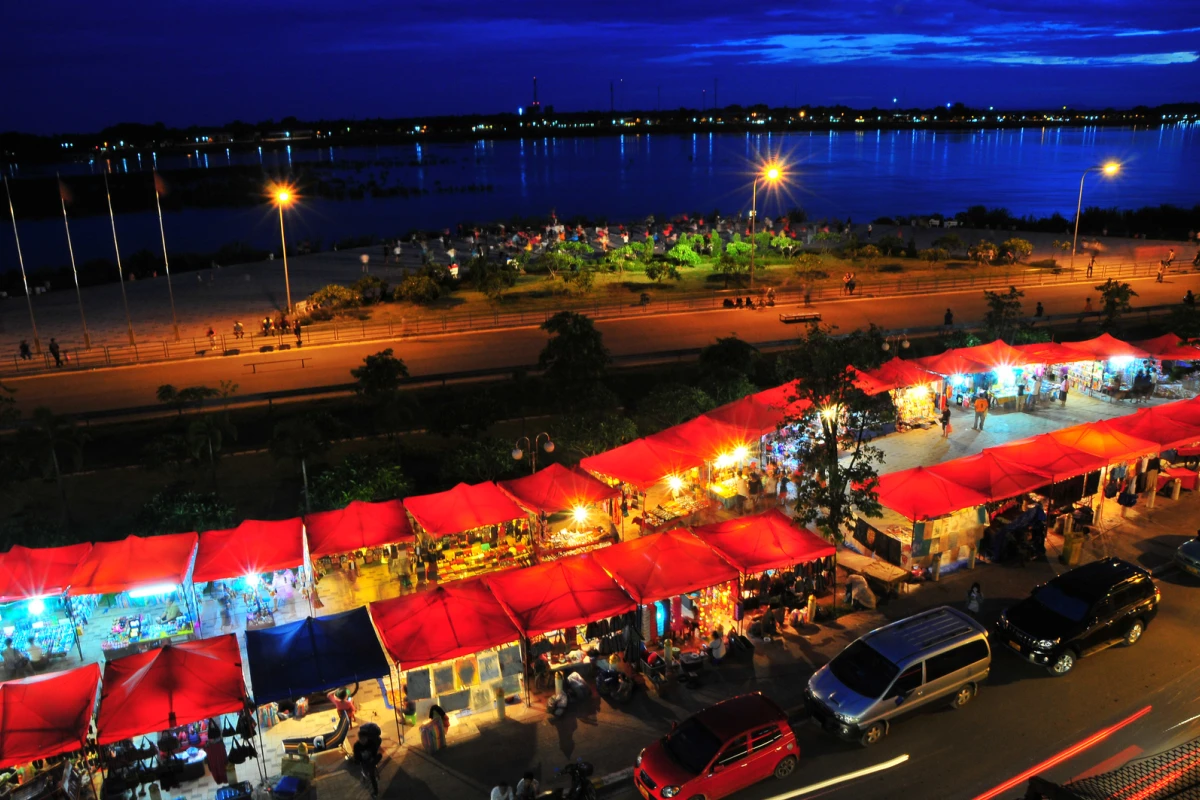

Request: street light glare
left=274, top=188, right=292, bottom=204
left=765, top=166, right=781, bottom=181
left=1102, top=162, right=1120, bottom=175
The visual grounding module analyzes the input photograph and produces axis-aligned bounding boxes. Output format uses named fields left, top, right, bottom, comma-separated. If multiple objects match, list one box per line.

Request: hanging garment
left=204, top=738, right=229, bottom=785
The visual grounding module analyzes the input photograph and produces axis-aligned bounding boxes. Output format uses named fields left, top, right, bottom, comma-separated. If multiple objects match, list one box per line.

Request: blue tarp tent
left=245, top=608, right=391, bottom=705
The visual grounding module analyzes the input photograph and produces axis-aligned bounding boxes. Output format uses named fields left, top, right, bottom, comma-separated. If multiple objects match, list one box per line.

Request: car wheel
left=950, top=684, right=975, bottom=709
left=1123, top=620, right=1144, bottom=646
left=1048, top=651, right=1076, bottom=676
left=859, top=722, right=886, bottom=747
left=773, top=755, right=798, bottom=779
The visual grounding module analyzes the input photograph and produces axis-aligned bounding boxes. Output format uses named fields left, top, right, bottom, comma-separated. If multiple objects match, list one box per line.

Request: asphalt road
left=609, top=568, right=1200, bottom=800
left=7, top=274, right=1200, bottom=417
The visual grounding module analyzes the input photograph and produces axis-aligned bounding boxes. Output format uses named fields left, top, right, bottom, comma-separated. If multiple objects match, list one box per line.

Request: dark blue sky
left=5, top=1, right=1199, bottom=134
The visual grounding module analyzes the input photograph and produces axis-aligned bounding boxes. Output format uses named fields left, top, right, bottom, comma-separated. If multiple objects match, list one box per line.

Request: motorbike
left=536, top=760, right=596, bottom=800
left=595, top=669, right=634, bottom=704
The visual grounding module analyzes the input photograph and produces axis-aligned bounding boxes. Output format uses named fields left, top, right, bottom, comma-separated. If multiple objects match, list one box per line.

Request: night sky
left=5, top=1, right=1199, bottom=134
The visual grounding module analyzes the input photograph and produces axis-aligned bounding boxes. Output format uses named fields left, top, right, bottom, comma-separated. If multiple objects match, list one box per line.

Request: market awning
left=876, top=466, right=990, bottom=521
left=68, top=533, right=198, bottom=596
left=0, top=543, right=93, bottom=602
left=305, top=500, right=413, bottom=558
left=592, top=529, right=739, bottom=605
left=580, top=438, right=698, bottom=491
left=927, top=452, right=1052, bottom=502
left=647, top=416, right=755, bottom=467
left=705, top=395, right=787, bottom=438
left=0, top=664, right=101, bottom=769
left=985, top=435, right=1107, bottom=483
left=1013, top=341, right=1093, bottom=365
left=750, top=381, right=812, bottom=419
left=1107, top=407, right=1200, bottom=450
left=368, top=579, right=521, bottom=671
left=1048, top=422, right=1158, bottom=463
left=499, top=463, right=619, bottom=515
left=1153, top=396, right=1200, bottom=427
left=95, top=635, right=247, bottom=744
left=403, top=482, right=527, bottom=537
left=912, top=350, right=995, bottom=376
left=1062, top=333, right=1152, bottom=361
left=1132, top=333, right=1200, bottom=360
left=193, top=519, right=305, bottom=583
left=956, top=339, right=1037, bottom=369
left=691, top=509, right=835, bottom=574
left=850, top=367, right=895, bottom=396
left=862, top=357, right=942, bottom=392
left=245, top=608, right=391, bottom=705
left=486, top=553, right=636, bottom=637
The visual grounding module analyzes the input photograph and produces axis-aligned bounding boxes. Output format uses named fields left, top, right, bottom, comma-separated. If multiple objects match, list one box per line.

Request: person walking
left=944, top=308, right=954, bottom=327
left=966, top=583, right=983, bottom=618
left=1083, top=297, right=1093, bottom=314
left=940, top=407, right=952, bottom=438
left=207, top=327, right=217, bottom=348
left=1059, top=377, right=1070, bottom=406
left=1157, top=264, right=1166, bottom=283
left=18, top=340, right=31, bottom=361
left=973, top=394, right=989, bottom=431
left=293, top=319, right=302, bottom=346
left=1035, top=301, right=1044, bottom=317
left=48, top=338, right=62, bottom=368
left=1086, top=254, right=1095, bottom=278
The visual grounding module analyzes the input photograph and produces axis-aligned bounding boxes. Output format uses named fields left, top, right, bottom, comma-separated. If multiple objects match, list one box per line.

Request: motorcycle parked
left=595, top=669, right=634, bottom=704
left=536, top=760, right=596, bottom=800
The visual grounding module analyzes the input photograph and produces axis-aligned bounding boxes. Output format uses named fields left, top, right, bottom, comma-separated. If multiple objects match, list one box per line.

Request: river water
left=4, top=125, right=1197, bottom=270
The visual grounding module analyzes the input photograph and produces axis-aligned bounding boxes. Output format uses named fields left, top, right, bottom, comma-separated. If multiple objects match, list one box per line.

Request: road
left=7, top=274, right=1199, bottom=416
left=609, top=569, right=1200, bottom=800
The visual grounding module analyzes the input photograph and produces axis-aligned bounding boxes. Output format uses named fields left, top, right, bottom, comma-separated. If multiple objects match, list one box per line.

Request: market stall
left=67, top=534, right=200, bottom=663
left=402, top=482, right=534, bottom=585
left=192, top=519, right=307, bottom=635
left=0, top=543, right=95, bottom=668
left=650, top=416, right=760, bottom=519
left=0, top=663, right=101, bottom=769
left=304, top=499, right=415, bottom=599
left=1131, top=333, right=1200, bottom=400
left=1056, top=334, right=1154, bottom=401
left=499, top=464, right=620, bottom=559
left=581, top=438, right=709, bottom=536
left=857, top=357, right=943, bottom=428
left=869, top=467, right=990, bottom=570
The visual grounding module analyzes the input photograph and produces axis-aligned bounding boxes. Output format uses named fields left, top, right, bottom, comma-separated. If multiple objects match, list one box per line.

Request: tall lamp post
left=512, top=433, right=554, bottom=474
left=272, top=186, right=295, bottom=313
left=749, top=164, right=782, bottom=289
left=1071, top=162, right=1120, bottom=272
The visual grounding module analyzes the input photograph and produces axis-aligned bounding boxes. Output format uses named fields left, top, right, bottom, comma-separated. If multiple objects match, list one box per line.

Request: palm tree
left=269, top=415, right=330, bottom=514
left=21, top=407, right=89, bottom=524
left=186, top=412, right=237, bottom=490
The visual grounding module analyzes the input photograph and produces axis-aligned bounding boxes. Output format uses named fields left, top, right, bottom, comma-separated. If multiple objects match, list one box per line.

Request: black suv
left=996, top=558, right=1159, bottom=676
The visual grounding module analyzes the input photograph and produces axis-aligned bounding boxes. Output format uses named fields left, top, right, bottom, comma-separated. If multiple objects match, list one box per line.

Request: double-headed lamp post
left=749, top=164, right=782, bottom=290
left=1071, top=162, right=1120, bottom=272
left=513, top=433, right=554, bottom=474
left=272, top=186, right=295, bottom=313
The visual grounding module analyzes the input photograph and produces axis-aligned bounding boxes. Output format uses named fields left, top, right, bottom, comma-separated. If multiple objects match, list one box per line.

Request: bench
left=779, top=312, right=821, bottom=324
left=244, top=357, right=310, bottom=374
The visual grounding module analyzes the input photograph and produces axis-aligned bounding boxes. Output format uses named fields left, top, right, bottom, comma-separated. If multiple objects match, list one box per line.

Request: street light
left=1071, top=162, right=1120, bottom=272
left=512, top=432, right=554, bottom=474
left=271, top=184, right=296, bottom=313
left=882, top=335, right=910, bottom=352
left=749, top=163, right=784, bottom=289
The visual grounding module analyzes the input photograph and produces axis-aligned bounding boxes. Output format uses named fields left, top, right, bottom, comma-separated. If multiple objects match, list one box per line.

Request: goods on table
left=101, top=613, right=194, bottom=654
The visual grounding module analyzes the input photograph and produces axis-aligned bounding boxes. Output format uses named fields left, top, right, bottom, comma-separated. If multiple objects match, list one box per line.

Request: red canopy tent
left=1013, top=341, right=1092, bottom=365
left=68, top=533, right=198, bottom=596
left=913, top=350, right=994, bottom=376
left=705, top=395, right=786, bottom=438
left=193, top=519, right=305, bottom=583
left=1048, top=422, right=1157, bottom=464
left=647, top=415, right=754, bottom=466
left=927, top=452, right=1052, bottom=502
left=850, top=367, right=895, bottom=396
left=1153, top=396, right=1200, bottom=427
left=403, top=482, right=527, bottom=537
left=304, top=500, right=413, bottom=558
left=592, top=529, right=739, bottom=605
left=691, top=509, right=835, bottom=574
left=95, top=635, right=246, bottom=744
left=862, top=357, right=942, bottom=392
left=749, top=381, right=811, bottom=419
left=581, top=438, right=696, bottom=491
left=368, top=580, right=521, bottom=671
left=0, top=543, right=92, bottom=602
left=1062, top=333, right=1151, bottom=361
left=486, top=553, right=636, bottom=637
left=876, top=467, right=990, bottom=521
left=499, top=463, right=618, bottom=515
left=0, top=664, right=101, bottom=769
left=986, top=436, right=1107, bottom=483
left=1107, top=406, right=1200, bottom=449
left=956, top=339, right=1036, bottom=369
left=1132, top=333, right=1200, bottom=360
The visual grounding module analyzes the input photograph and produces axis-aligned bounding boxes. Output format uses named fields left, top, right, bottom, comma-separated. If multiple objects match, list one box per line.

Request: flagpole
left=57, top=173, right=91, bottom=348
left=153, top=171, right=181, bottom=341
left=102, top=171, right=136, bottom=345
left=3, top=176, right=41, bottom=354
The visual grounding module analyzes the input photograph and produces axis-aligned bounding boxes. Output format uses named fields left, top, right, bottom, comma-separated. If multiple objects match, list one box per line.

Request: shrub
left=307, top=284, right=358, bottom=310
left=395, top=274, right=442, bottom=304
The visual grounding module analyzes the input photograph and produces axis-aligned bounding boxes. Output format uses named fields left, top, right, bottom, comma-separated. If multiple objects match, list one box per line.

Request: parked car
left=806, top=606, right=990, bottom=746
left=996, top=557, right=1159, bottom=677
left=1175, top=536, right=1200, bottom=579
left=633, top=693, right=798, bottom=799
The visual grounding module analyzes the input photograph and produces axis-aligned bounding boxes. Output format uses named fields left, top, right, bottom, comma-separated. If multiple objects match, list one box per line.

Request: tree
left=717, top=244, right=751, bottom=288
left=19, top=407, right=88, bottom=525
left=556, top=411, right=639, bottom=460
left=645, top=262, right=682, bottom=283
left=561, top=263, right=599, bottom=294
left=666, top=243, right=701, bottom=267
left=186, top=411, right=237, bottom=490
left=466, top=256, right=516, bottom=302
left=538, top=311, right=610, bottom=391
left=933, top=233, right=964, bottom=255
left=698, top=335, right=760, bottom=400
left=352, top=274, right=390, bottom=304
left=606, top=245, right=639, bottom=276
left=1096, top=279, right=1138, bottom=331
left=308, top=452, right=411, bottom=512
left=969, top=240, right=997, bottom=265
left=981, top=286, right=1025, bottom=341
left=876, top=235, right=905, bottom=257
left=394, top=273, right=441, bottom=304
left=351, top=349, right=413, bottom=435
left=440, top=438, right=517, bottom=483
left=156, top=384, right=219, bottom=416
left=919, top=247, right=950, bottom=267
left=270, top=415, right=332, bottom=513
left=636, top=384, right=715, bottom=433
left=793, top=252, right=825, bottom=281
left=770, top=234, right=799, bottom=258
left=1001, top=237, right=1034, bottom=263
left=775, top=325, right=892, bottom=542
left=708, top=232, right=724, bottom=259
left=858, top=244, right=880, bottom=270
left=134, top=487, right=235, bottom=536
left=0, top=383, right=17, bottom=429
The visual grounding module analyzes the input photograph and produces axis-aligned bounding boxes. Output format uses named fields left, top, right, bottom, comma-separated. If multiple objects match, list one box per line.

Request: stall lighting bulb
left=667, top=475, right=685, bottom=492
left=28, top=598, right=45, bottom=616
left=572, top=506, right=588, bottom=524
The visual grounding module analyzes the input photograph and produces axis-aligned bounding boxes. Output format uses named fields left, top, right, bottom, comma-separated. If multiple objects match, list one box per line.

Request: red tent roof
left=927, top=452, right=1052, bottom=502
left=986, top=435, right=1107, bottom=482
left=0, top=543, right=92, bottom=602
left=750, top=381, right=811, bottom=418
left=913, top=350, right=995, bottom=376
left=691, top=509, right=835, bottom=573
left=1013, top=341, right=1093, bottom=365
left=862, top=357, right=942, bottom=392
left=1062, top=333, right=1151, bottom=361
left=1108, top=407, right=1200, bottom=450
left=304, top=500, right=414, bottom=558
left=95, top=635, right=246, bottom=744
left=403, top=482, right=527, bottom=537
left=592, top=529, right=739, bottom=605
left=499, top=464, right=618, bottom=515
left=369, top=580, right=521, bottom=671
left=1133, top=333, right=1200, bottom=360
left=581, top=438, right=696, bottom=491
left=486, top=553, right=636, bottom=637
left=850, top=367, right=894, bottom=396
left=68, top=533, right=198, bottom=596
left=1154, top=396, right=1200, bottom=427
left=0, top=664, right=101, bottom=769
left=876, top=467, right=990, bottom=521
left=957, top=339, right=1037, bottom=368
left=647, top=416, right=755, bottom=466
left=193, top=519, right=305, bottom=583
left=1048, top=422, right=1157, bottom=463
left=705, top=395, right=786, bottom=438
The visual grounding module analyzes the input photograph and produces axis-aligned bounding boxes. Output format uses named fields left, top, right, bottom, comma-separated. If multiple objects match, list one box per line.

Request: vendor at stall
left=160, top=598, right=183, bottom=624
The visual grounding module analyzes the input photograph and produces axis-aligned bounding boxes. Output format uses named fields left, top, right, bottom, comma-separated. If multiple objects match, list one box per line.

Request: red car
left=634, top=693, right=799, bottom=799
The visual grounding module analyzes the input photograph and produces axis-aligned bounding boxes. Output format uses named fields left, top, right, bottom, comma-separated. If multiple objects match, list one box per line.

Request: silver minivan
left=806, top=606, right=991, bottom=746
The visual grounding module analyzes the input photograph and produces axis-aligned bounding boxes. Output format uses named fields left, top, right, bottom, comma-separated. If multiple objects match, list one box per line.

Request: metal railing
left=1, top=257, right=1181, bottom=377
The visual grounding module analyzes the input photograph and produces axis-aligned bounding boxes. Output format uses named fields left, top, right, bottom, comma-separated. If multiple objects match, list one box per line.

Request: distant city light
left=518, top=107, right=524, bottom=116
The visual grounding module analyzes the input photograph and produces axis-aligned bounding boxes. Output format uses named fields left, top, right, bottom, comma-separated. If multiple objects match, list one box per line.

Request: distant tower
left=531, top=76, right=542, bottom=114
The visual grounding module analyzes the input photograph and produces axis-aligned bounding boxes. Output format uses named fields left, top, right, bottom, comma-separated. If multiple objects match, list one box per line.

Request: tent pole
left=521, top=637, right=532, bottom=708
left=85, top=746, right=101, bottom=800
left=391, top=663, right=405, bottom=745
left=65, top=591, right=85, bottom=662
left=254, top=706, right=270, bottom=788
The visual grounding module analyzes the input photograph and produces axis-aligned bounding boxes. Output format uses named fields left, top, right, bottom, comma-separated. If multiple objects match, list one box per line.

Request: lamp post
left=272, top=186, right=295, bottom=313
left=512, top=432, right=554, bottom=474
left=749, top=164, right=782, bottom=290
left=882, top=335, right=910, bottom=353
left=1071, top=162, right=1120, bottom=272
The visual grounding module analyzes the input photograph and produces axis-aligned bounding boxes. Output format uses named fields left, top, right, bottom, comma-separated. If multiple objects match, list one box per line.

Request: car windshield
left=663, top=718, right=723, bottom=776
left=1033, top=584, right=1090, bottom=622
left=828, top=640, right=899, bottom=699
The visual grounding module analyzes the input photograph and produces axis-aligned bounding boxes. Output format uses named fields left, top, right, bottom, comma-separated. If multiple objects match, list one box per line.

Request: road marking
left=760, top=754, right=909, bottom=799
left=1168, top=713, right=1200, bottom=731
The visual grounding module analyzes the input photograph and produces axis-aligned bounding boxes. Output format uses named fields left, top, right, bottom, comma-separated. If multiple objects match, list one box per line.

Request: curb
left=593, top=766, right=634, bottom=794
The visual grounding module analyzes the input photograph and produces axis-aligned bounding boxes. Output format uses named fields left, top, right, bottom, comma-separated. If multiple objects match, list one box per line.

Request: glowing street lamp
left=1071, top=162, right=1120, bottom=272
left=512, top=432, right=554, bottom=474
left=749, top=162, right=784, bottom=289
left=271, top=184, right=296, bottom=313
